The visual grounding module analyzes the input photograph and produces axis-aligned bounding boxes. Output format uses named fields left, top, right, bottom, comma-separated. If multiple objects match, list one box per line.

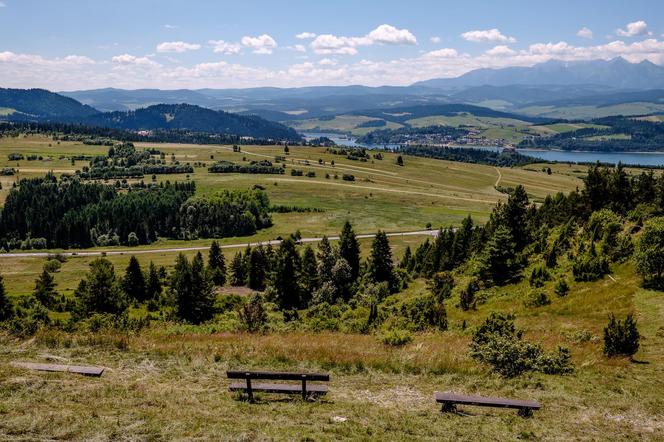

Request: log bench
left=435, top=392, right=540, bottom=417
left=227, top=370, right=329, bottom=401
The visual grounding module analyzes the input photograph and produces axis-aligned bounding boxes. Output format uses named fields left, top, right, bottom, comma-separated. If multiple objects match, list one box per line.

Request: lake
left=304, top=132, right=664, bottom=167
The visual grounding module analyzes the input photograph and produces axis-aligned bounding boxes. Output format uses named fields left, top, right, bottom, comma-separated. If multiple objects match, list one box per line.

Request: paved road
left=0, top=229, right=439, bottom=259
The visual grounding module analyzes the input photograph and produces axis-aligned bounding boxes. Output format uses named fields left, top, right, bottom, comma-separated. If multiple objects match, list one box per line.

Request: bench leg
left=518, top=408, right=533, bottom=418
left=440, top=402, right=456, bottom=413
left=246, top=378, right=254, bottom=403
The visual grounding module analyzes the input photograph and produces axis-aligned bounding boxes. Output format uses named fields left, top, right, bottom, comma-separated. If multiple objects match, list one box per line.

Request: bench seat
left=435, top=392, right=540, bottom=417
left=229, top=382, right=328, bottom=395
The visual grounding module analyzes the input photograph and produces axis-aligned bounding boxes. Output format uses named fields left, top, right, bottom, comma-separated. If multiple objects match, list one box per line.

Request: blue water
left=304, top=132, right=664, bottom=167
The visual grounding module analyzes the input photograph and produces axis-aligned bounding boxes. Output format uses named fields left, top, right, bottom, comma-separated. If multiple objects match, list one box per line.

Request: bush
left=458, top=279, right=478, bottom=311
left=554, top=279, right=569, bottom=297
left=385, top=294, right=447, bottom=332
left=43, top=259, right=62, bottom=273
left=237, top=294, right=267, bottom=333
left=572, top=245, right=609, bottom=281
left=528, top=265, right=550, bottom=288
left=523, top=290, right=551, bottom=308
left=603, top=313, right=640, bottom=358
left=469, top=312, right=573, bottom=377
left=380, top=328, right=413, bottom=346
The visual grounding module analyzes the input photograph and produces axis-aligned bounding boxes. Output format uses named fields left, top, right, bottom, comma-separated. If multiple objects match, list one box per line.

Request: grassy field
left=518, top=103, right=664, bottom=120
left=1, top=261, right=662, bottom=440
left=286, top=115, right=403, bottom=136
left=1, top=135, right=663, bottom=440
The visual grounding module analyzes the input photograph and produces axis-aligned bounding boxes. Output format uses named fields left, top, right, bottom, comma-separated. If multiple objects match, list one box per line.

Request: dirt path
left=0, top=230, right=438, bottom=259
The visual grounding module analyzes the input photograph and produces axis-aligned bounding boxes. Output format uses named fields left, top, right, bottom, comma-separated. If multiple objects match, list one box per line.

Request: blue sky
left=1, top=0, right=663, bottom=90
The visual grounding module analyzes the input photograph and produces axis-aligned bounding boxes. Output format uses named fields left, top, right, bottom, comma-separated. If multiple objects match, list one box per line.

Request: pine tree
left=369, top=231, right=395, bottom=291
left=248, top=246, right=268, bottom=290
left=171, top=252, right=215, bottom=324
left=339, top=221, right=361, bottom=281
left=271, top=238, right=302, bottom=310
left=122, top=256, right=146, bottom=302
left=33, top=269, right=57, bottom=308
left=300, top=245, right=319, bottom=306
left=208, top=240, right=226, bottom=286
left=477, top=226, right=520, bottom=286
left=0, top=274, right=13, bottom=321
left=230, top=252, right=246, bottom=286
left=75, top=258, right=127, bottom=316
left=146, top=261, right=162, bottom=300
left=399, top=245, right=413, bottom=271
left=317, top=236, right=336, bottom=284
left=604, top=313, right=640, bottom=358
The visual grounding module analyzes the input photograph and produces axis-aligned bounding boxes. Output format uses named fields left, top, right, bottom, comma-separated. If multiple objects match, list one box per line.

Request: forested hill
left=83, top=103, right=301, bottom=141
left=0, top=88, right=100, bottom=119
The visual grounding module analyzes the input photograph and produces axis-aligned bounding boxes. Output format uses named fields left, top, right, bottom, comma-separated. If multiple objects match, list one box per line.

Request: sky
left=1, top=0, right=664, bottom=91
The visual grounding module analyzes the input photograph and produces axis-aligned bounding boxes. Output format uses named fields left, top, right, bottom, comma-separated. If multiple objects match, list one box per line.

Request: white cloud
left=208, top=40, right=242, bottom=54
left=617, top=20, right=650, bottom=37
left=366, top=24, right=417, bottom=45
left=241, top=34, right=277, bottom=54
left=318, top=58, right=337, bottom=66
left=577, top=27, right=593, bottom=39
left=293, top=44, right=306, bottom=53
left=485, top=45, right=516, bottom=56
left=156, top=41, right=201, bottom=53
left=0, top=2, right=6, bottom=7
left=310, top=24, right=416, bottom=55
left=111, top=53, right=160, bottom=66
left=163, top=24, right=178, bottom=30
left=461, top=28, right=516, bottom=43
left=296, top=32, right=316, bottom=39
left=430, top=36, right=441, bottom=44
left=423, top=48, right=459, bottom=58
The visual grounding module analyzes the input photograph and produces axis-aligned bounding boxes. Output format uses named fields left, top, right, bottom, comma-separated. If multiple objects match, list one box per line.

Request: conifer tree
left=208, top=240, right=227, bottom=286
left=271, top=238, right=302, bottom=310
left=339, top=221, right=361, bottom=280
left=33, top=269, right=57, bottom=308
left=300, top=245, right=319, bottom=306
left=75, top=258, right=126, bottom=316
left=122, top=256, right=146, bottom=302
left=230, top=252, right=246, bottom=286
left=0, top=274, right=13, bottom=321
left=146, top=261, right=162, bottom=300
left=477, top=226, right=520, bottom=286
left=172, top=252, right=215, bottom=324
left=248, top=246, right=268, bottom=290
left=369, top=230, right=395, bottom=291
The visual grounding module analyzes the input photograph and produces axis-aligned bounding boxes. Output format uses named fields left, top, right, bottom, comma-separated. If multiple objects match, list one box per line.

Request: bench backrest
left=227, top=370, right=329, bottom=382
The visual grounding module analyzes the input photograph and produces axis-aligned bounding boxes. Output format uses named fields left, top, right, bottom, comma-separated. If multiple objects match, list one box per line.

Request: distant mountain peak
left=413, top=57, right=664, bottom=90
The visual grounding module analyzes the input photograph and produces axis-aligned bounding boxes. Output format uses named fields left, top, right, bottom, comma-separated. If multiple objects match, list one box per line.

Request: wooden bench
left=11, top=361, right=105, bottom=377
left=227, top=370, right=329, bottom=401
left=435, top=392, right=540, bottom=417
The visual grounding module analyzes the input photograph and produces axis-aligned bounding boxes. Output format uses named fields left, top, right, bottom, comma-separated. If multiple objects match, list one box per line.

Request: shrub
left=634, top=217, right=664, bottom=289
left=523, top=290, right=551, bottom=308
left=428, top=272, right=454, bottom=300
left=43, top=259, right=62, bottom=273
left=381, top=328, right=413, bottom=346
left=554, top=279, right=569, bottom=297
left=469, top=312, right=573, bottom=377
left=237, top=294, right=267, bottom=333
left=388, top=294, right=447, bottom=332
left=572, top=245, right=609, bottom=281
left=603, top=313, right=640, bottom=358
left=528, top=265, right=550, bottom=288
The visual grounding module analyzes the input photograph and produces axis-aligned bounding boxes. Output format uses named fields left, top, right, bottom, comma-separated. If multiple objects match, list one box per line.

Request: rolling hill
left=0, top=88, right=100, bottom=120
left=83, top=103, right=301, bottom=140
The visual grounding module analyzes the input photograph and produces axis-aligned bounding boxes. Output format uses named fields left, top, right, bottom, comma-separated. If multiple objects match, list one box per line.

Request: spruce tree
left=339, top=221, right=361, bottom=281
left=230, top=252, right=246, bottom=286
left=248, top=246, right=268, bottom=290
left=300, top=245, right=319, bottom=306
left=208, top=240, right=227, bottom=286
left=477, top=226, right=520, bottom=286
left=75, top=258, right=126, bottom=316
left=171, top=253, right=215, bottom=324
left=271, top=238, right=302, bottom=310
left=33, top=269, right=57, bottom=308
left=146, top=261, right=162, bottom=300
left=369, top=231, right=395, bottom=291
left=0, top=274, right=13, bottom=321
left=122, top=256, right=146, bottom=302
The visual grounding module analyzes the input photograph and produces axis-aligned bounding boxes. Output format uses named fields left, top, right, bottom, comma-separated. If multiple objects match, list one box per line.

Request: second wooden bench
left=227, top=370, right=329, bottom=401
